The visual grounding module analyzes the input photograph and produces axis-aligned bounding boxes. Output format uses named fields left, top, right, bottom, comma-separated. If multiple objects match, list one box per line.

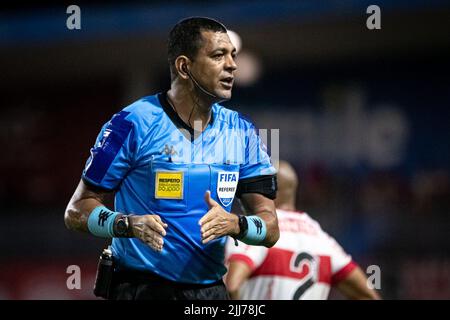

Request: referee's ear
left=175, top=56, right=190, bottom=80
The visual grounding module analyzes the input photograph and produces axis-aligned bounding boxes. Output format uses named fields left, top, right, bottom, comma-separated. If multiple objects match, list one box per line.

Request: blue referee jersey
left=82, top=92, right=275, bottom=284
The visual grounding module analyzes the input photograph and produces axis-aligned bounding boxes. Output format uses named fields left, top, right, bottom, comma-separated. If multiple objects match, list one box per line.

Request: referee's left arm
left=238, top=192, right=279, bottom=247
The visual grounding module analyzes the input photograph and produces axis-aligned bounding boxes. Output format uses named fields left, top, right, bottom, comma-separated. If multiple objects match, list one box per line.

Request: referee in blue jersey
left=64, top=17, right=279, bottom=300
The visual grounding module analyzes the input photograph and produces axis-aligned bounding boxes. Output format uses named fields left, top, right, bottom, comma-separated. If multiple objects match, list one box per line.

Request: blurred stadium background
left=1, top=0, right=449, bottom=299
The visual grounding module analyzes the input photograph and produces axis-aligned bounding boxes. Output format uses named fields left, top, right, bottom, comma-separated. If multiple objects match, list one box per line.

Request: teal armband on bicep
left=87, top=206, right=120, bottom=238
left=238, top=215, right=267, bottom=245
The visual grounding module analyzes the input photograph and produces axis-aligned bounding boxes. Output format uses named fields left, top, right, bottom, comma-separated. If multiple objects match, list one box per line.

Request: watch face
left=116, top=219, right=128, bottom=235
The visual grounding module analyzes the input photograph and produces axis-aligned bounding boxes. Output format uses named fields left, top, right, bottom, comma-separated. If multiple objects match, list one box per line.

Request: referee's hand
left=129, top=215, right=167, bottom=252
left=199, top=191, right=239, bottom=244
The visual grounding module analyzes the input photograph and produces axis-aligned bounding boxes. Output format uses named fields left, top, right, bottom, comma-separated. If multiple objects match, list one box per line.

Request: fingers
left=200, top=222, right=213, bottom=241
left=200, top=191, right=222, bottom=226
left=201, top=224, right=220, bottom=244
left=153, top=215, right=168, bottom=228
left=144, top=216, right=167, bottom=251
left=144, top=231, right=164, bottom=252
left=201, top=220, right=228, bottom=244
left=199, top=209, right=215, bottom=226
left=199, top=209, right=215, bottom=243
left=199, top=208, right=231, bottom=244
left=204, top=190, right=219, bottom=209
left=148, top=215, right=168, bottom=236
left=143, top=229, right=164, bottom=252
left=202, top=233, right=217, bottom=244
left=131, top=215, right=167, bottom=252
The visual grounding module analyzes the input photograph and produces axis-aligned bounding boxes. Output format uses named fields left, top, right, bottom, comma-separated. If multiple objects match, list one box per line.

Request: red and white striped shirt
left=226, top=209, right=357, bottom=300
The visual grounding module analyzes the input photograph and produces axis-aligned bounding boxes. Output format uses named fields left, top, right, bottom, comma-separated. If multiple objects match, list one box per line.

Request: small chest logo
left=155, top=171, right=183, bottom=199
left=162, top=144, right=178, bottom=156
left=217, top=171, right=239, bottom=207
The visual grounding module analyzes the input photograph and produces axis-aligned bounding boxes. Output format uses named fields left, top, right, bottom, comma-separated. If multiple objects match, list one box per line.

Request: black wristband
left=236, top=215, right=248, bottom=240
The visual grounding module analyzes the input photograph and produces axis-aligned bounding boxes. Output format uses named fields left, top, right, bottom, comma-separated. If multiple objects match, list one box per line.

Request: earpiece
left=181, top=62, right=222, bottom=100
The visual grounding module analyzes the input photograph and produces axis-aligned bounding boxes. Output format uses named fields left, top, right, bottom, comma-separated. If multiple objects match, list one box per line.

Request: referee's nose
left=225, top=54, right=237, bottom=73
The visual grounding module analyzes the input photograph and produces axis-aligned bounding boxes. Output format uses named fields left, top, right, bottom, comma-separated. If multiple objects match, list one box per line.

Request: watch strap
left=236, top=215, right=248, bottom=240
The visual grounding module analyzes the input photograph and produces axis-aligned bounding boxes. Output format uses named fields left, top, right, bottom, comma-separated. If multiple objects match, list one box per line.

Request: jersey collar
left=158, top=91, right=215, bottom=140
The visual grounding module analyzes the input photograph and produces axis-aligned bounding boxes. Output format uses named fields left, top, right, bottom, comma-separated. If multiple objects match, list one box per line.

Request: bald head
left=274, top=160, right=298, bottom=210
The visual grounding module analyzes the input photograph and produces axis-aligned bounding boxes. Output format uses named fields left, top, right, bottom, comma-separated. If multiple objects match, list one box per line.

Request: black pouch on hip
left=93, top=246, right=115, bottom=299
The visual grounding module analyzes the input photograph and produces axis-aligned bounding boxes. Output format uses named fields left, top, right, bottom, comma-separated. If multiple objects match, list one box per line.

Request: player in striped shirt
left=225, top=161, right=381, bottom=300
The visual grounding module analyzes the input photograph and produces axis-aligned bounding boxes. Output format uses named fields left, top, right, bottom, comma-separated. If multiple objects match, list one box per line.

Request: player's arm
left=64, top=179, right=167, bottom=252
left=225, top=260, right=252, bottom=300
left=335, top=266, right=381, bottom=300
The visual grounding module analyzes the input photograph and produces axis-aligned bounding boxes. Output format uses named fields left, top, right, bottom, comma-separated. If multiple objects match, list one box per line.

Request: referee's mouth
left=219, top=77, right=234, bottom=89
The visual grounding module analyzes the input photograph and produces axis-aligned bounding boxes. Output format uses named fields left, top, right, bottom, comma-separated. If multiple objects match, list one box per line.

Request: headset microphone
left=183, top=64, right=222, bottom=100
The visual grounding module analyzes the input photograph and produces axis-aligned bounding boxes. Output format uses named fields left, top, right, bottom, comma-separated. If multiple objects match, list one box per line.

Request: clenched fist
left=129, top=214, right=168, bottom=252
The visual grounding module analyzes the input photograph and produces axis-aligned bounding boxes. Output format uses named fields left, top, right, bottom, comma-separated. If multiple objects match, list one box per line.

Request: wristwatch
left=236, top=215, right=248, bottom=239
left=113, top=215, right=131, bottom=238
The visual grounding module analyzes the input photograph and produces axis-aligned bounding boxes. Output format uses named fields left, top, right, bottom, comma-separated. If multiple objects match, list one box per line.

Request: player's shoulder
left=277, top=208, right=310, bottom=219
left=214, top=103, right=257, bottom=129
left=121, top=93, right=163, bottom=123
left=297, top=212, right=341, bottom=246
left=277, top=209, right=323, bottom=231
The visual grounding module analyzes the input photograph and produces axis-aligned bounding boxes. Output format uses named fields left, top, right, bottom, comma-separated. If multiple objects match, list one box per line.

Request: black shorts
left=108, top=269, right=230, bottom=300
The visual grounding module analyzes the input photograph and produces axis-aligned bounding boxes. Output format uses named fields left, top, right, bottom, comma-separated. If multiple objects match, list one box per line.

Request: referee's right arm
left=64, top=179, right=114, bottom=233
left=64, top=179, right=167, bottom=251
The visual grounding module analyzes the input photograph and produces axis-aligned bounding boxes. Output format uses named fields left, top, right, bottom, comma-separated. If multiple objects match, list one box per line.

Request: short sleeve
left=321, top=231, right=357, bottom=284
left=238, top=116, right=276, bottom=180
left=82, top=110, right=135, bottom=190
left=225, top=238, right=268, bottom=271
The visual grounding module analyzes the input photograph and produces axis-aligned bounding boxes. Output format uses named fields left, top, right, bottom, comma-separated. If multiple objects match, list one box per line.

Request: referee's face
left=193, top=30, right=237, bottom=101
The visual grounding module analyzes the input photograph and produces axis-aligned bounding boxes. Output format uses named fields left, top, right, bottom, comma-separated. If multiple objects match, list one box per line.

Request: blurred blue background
left=0, top=0, right=449, bottom=299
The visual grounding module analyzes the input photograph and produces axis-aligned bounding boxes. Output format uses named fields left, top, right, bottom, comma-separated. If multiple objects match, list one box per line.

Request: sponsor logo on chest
left=155, top=171, right=184, bottom=199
